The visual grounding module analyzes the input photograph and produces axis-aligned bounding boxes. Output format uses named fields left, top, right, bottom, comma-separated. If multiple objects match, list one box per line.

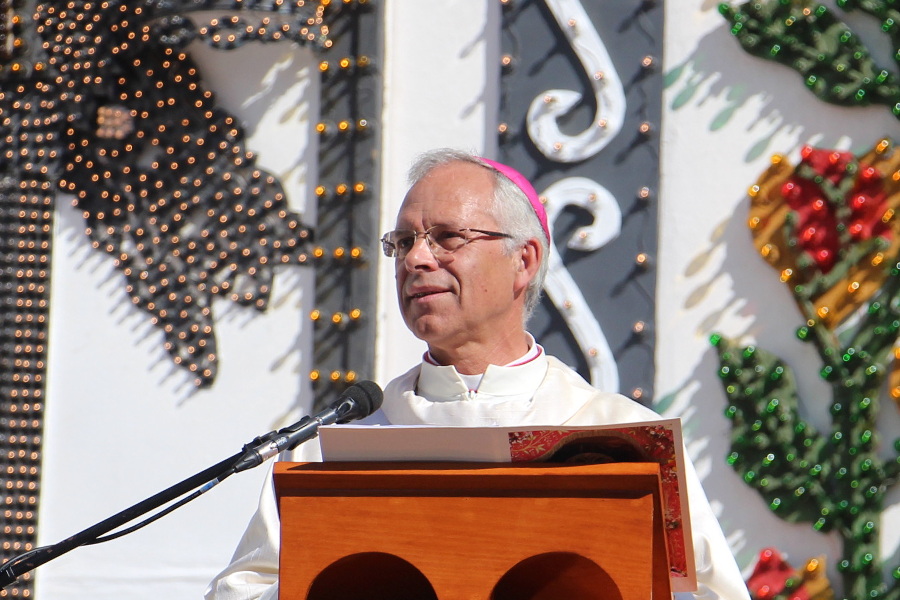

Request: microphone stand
left=0, top=431, right=278, bottom=590
left=0, top=380, right=383, bottom=590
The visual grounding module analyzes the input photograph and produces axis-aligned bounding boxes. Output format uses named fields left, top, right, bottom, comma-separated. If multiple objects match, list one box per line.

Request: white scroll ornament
left=526, top=0, right=626, bottom=163
left=541, top=176, right=622, bottom=392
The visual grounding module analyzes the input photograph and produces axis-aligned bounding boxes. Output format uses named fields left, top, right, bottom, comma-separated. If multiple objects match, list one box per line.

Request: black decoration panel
left=309, top=2, right=382, bottom=410
left=499, top=0, right=662, bottom=404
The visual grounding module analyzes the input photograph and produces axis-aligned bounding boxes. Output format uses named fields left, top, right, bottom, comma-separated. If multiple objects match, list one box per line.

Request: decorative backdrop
left=0, top=1, right=378, bottom=598
left=714, top=1, right=900, bottom=598
left=6, top=1, right=893, bottom=599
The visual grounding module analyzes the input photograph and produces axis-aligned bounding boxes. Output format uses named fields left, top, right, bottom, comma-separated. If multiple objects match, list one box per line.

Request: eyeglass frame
left=380, top=225, right=515, bottom=259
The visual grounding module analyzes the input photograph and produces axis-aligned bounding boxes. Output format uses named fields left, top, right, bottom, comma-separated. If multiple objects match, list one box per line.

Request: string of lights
left=307, top=1, right=380, bottom=409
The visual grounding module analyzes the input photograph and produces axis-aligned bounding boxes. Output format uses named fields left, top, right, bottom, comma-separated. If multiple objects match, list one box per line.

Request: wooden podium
left=274, top=461, right=673, bottom=600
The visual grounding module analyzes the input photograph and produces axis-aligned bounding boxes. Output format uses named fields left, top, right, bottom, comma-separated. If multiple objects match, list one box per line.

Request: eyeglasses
left=380, top=225, right=513, bottom=259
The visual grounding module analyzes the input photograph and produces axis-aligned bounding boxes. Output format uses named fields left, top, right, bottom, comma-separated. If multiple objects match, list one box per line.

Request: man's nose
left=403, top=234, right=439, bottom=270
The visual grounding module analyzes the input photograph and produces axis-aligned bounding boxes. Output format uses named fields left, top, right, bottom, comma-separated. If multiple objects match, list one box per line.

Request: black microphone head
left=335, top=380, right=384, bottom=421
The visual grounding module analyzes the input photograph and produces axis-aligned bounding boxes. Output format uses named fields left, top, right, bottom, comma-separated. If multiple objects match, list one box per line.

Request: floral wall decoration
left=715, top=1, right=900, bottom=597
left=711, top=140, right=900, bottom=599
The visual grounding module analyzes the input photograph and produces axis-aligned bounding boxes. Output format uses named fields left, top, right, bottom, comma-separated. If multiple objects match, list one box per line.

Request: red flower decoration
left=746, top=548, right=834, bottom=600
left=747, top=139, right=900, bottom=327
left=776, top=146, right=891, bottom=274
left=747, top=548, right=808, bottom=600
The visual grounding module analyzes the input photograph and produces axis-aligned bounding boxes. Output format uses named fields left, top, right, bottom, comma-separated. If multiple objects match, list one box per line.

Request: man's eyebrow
left=394, top=222, right=459, bottom=230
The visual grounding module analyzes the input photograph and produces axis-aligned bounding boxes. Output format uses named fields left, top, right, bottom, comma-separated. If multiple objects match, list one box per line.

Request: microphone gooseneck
left=231, top=380, right=384, bottom=473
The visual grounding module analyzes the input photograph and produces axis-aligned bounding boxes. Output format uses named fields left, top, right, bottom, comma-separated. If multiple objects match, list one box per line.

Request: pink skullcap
left=479, top=157, right=550, bottom=243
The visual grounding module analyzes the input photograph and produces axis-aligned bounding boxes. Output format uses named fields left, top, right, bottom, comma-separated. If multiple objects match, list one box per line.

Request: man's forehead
left=397, top=163, right=494, bottom=223
left=412, top=162, right=493, bottom=193
left=395, top=199, right=477, bottom=227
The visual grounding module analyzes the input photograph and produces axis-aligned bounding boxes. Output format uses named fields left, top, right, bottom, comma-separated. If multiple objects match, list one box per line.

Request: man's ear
left=514, top=238, right=542, bottom=293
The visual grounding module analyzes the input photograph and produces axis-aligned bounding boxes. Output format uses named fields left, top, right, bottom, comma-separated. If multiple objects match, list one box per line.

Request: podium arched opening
left=306, top=551, right=437, bottom=600
left=491, top=552, right=623, bottom=600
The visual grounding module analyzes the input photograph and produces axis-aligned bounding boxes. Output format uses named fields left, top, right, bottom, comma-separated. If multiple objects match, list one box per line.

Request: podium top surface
left=274, top=461, right=663, bottom=495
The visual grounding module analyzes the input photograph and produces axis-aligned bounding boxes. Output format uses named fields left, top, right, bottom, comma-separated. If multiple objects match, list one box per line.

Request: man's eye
left=433, top=229, right=465, bottom=242
left=395, top=235, right=415, bottom=249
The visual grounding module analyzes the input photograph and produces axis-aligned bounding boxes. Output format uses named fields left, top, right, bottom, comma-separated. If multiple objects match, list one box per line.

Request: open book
left=319, top=417, right=696, bottom=592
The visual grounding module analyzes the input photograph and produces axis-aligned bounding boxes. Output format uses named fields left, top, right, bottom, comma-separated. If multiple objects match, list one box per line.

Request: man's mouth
left=406, top=287, right=446, bottom=300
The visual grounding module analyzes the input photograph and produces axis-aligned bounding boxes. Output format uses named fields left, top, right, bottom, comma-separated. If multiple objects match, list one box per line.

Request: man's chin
left=405, top=316, right=450, bottom=345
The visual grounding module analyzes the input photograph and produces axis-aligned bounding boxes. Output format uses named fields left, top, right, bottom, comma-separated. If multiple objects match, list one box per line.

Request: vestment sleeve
left=204, top=460, right=281, bottom=600
left=205, top=434, right=325, bottom=600
left=682, top=454, right=751, bottom=600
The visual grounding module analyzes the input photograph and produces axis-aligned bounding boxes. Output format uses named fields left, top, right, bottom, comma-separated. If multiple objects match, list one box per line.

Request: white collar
left=378, top=353, right=612, bottom=427
left=418, top=339, right=547, bottom=402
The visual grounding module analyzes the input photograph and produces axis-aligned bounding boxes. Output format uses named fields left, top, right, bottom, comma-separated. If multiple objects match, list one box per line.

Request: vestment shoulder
left=543, top=355, right=662, bottom=425
left=383, top=363, right=422, bottom=399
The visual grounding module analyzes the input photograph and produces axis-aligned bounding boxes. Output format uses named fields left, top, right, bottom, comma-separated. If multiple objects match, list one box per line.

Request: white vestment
left=205, top=352, right=750, bottom=600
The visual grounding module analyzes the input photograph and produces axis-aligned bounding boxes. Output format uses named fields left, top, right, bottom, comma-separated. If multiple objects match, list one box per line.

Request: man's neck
left=426, top=331, right=532, bottom=375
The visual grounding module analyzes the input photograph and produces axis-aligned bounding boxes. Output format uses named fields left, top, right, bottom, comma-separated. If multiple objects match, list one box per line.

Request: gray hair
left=406, top=148, right=549, bottom=323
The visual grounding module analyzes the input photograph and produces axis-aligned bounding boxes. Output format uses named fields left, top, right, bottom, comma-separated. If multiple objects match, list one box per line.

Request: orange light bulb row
left=0, top=0, right=29, bottom=74
left=308, top=369, right=358, bottom=383
left=309, top=246, right=365, bottom=262
left=309, top=308, right=364, bottom=324
left=315, top=118, right=370, bottom=136
left=0, top=186, right=52, bottom=598
left=190, top=2, right=340, bottom=50
left=314, top=181, right=368, bottom=199
left=318, top=55, right=371, bottom=75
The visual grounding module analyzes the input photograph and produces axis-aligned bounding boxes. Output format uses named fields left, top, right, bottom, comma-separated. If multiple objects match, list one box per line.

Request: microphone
left=231, top=380, right=383, bottom=474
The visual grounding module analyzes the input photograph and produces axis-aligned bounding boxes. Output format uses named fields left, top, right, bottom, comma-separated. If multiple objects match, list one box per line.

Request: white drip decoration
left=541, top=176, right=622, bottom=392
left=526, top=0, right=626, bottom=163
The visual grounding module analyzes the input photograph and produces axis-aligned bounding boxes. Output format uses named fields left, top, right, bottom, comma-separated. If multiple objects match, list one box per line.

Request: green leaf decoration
left=710, top=330, right=900, bottom=598
left=719, top=1, right=900, bottom=117
left=712, top=335, right=831, bottom=526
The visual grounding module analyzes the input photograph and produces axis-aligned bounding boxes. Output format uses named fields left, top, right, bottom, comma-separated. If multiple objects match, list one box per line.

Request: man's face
left=393, top=161, right=527, bottom=355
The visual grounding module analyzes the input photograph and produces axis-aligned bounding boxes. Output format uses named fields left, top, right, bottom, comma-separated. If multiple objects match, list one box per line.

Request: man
left=205, top=149, right=750, bottom=600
